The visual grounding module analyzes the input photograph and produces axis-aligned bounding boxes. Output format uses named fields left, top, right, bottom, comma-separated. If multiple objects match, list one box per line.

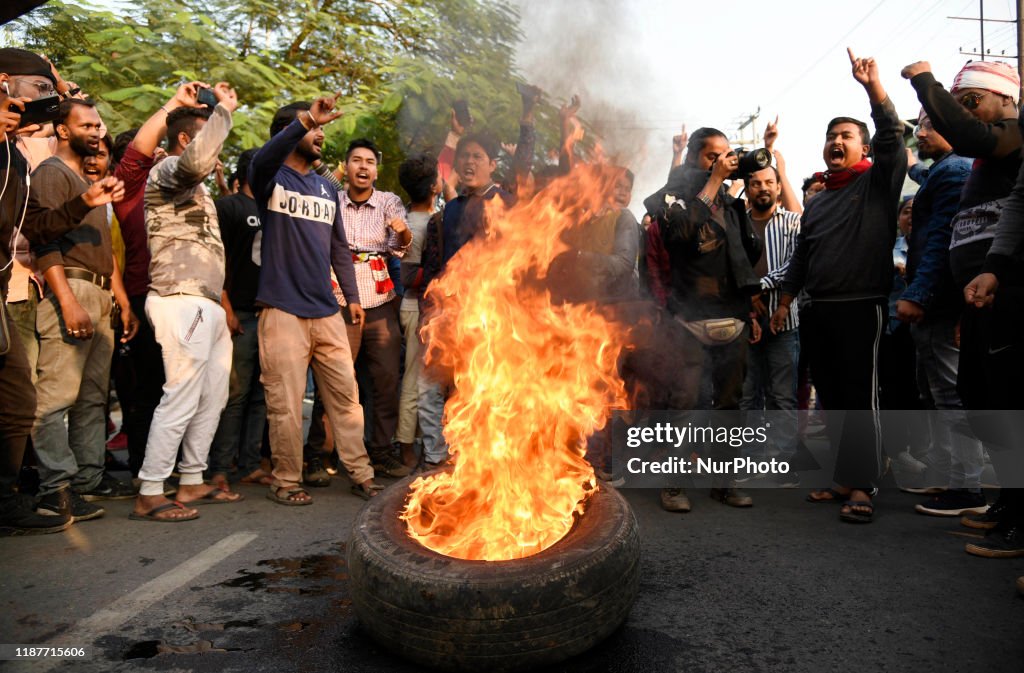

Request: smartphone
left=12, top=95, right=61, bottom=128
left=197, top=87, right=218, bottom=108
left=452, top=99, right=471, bottom=128
left=515, top=82, right=541, bottom=99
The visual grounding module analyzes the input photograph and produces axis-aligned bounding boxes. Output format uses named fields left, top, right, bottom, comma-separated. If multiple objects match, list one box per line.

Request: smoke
left=512, top=0, right=669, bottom=209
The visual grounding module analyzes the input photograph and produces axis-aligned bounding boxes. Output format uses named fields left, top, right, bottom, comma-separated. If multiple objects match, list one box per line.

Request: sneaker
left=76, top=473, right=137, bottom=501
left=373, top=455, right=412, bottom=479
left=710, top=487, right=753, bottom=507
left=965, top=525, right=1024, bottom=559
left=962, top=502, right=1009, bottom=530
left=37, top=489, right=105, bottom=522
left=776, top=472, right=801, bottom=489
left=0, top=494, right=72, bottom=536
left=660, top=488, right=691, bottom=512
left=915, top=490, right=988, bottom=517
left=893, top=450, right=928, bottom=475
left=900, top=486, right=946, bottom=495
left=595, top=468, right=625, bottom=487
left=303, top=455, right=331, bottom=488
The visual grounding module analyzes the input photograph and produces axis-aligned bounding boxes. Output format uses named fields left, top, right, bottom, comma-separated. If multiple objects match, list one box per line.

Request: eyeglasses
left=958, top=91, right=990, bottom=110
left=13, top=78, right=56, bottom=97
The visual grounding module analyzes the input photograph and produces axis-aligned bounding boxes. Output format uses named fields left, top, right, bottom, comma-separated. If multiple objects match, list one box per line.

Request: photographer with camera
left=772, top=49, right=907, bottom=524
left=642, top=127, right=764, bottom=512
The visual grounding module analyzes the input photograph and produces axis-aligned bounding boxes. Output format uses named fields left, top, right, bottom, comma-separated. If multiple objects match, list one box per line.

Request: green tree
left=9, top=0, right=564, bottom=191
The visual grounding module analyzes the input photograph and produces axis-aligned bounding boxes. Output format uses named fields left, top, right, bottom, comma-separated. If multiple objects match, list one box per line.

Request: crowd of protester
left=0, top=46, right=1021, bottom=595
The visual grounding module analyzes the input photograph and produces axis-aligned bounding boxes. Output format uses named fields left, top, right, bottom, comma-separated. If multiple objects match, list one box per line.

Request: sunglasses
left=958, top=91, right=990, bottom=110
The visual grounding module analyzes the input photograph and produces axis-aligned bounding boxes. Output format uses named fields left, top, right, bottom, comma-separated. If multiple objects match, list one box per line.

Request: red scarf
left=814, top=158, right=872, bottom=191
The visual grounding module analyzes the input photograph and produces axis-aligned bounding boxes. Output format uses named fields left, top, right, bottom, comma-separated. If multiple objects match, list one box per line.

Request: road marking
left=27, top=531, right=258, bottom=672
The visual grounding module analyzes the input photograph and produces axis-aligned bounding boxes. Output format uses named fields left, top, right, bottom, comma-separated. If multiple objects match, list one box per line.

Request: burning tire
left=347, top=475, right=641, bottom=672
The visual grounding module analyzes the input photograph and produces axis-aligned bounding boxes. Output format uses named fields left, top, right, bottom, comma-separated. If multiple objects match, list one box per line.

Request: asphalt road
left=2, top=473, right=1022, bottom=673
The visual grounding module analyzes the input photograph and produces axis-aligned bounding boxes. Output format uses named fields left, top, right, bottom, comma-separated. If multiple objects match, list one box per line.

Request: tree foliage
left=9, top=0, right=562, bottom=190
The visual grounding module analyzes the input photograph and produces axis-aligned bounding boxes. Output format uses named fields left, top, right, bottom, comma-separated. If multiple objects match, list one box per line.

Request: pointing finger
left=847, top=47, right=856, bottom=64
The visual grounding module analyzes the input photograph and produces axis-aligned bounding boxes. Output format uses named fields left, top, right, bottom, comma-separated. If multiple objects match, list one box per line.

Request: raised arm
left=764, top=117, right=803, bottom=215
left=249, top=92, right=343, bottom=202
left=849, top=49, right=907, bottom=189
left=903, top=62, right=1020, bottom=159
left=132, top=81, right=207, bottom=158
left=157, top=83, right=237, bottom=189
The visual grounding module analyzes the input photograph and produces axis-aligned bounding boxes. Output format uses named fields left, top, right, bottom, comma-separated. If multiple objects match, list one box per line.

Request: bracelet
left=300, top=110, right=319, bottom=130
left=696, top=192, right=713, bottom=208
left=160, top=105, right=172, bottom=115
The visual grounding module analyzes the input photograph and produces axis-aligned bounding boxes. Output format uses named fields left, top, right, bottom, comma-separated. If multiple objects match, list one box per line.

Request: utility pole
left=1018, top=0, right=1024, bottom=99
left=949, top=0, right=1023, bottom=100
left=733, top=108, right=760, bottom=149
left=950, top=0, right=1015, bottom=60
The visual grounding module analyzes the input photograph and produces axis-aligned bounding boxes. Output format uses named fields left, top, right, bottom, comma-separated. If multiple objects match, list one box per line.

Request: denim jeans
left=911, top=317, right=983, bottom=490
left=741, top=327, right=799, bottom=460
left=417, top=375, right=449, bottom=464
left=396, top=307, right=421, bottom=445
left=32, top=280, right=113, bottom=496
left=208, top=310, right=266, bottom=477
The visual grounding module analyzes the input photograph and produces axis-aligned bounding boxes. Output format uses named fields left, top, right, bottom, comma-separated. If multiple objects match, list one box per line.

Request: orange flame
left=401, top=165, right=630, bottom=561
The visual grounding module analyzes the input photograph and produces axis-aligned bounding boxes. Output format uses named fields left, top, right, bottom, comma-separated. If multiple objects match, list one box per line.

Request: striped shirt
left=749, top=207, right=801, bottom=331
left=339, top=189, right=410, bottom=309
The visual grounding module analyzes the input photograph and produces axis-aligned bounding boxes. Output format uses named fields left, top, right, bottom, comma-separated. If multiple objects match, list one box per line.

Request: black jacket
left=646, top=164, right=761, bottom=320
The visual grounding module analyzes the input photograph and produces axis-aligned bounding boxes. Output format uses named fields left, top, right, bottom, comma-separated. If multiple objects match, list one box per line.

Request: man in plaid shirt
left=338, top=139, right=412, bottom=477
left=741, top=164, right=802, bottom=482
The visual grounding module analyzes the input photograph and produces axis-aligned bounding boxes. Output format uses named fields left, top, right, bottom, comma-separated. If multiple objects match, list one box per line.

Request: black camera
left=727, top=147, right=772, bottom=180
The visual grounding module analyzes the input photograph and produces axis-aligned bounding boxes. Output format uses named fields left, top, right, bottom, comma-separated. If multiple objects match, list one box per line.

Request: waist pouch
left=676, top=316, right=745, bottom=346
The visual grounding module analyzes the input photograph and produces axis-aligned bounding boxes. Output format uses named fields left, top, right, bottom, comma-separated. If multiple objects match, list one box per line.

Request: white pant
left=138, top=294, right=231, bottom=495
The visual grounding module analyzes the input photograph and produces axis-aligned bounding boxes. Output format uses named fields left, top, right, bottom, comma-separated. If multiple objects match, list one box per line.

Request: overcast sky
left=28, top=0, right=1022, bottom=211
left=513, top=0, right=1020, bottom=210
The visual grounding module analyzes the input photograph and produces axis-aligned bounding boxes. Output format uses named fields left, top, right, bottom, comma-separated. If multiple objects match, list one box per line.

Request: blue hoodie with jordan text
left=249, top=119, right=359, bottom=318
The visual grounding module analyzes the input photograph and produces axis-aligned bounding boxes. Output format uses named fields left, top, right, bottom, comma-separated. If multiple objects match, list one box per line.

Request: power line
left=763, top=0, right=888, bottom=110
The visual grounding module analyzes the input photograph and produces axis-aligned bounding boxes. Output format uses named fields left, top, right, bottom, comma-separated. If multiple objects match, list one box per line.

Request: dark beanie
left=0, top=48, right=57, bottom=85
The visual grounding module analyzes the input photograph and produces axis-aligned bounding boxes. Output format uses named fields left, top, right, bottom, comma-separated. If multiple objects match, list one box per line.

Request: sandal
left=351, top=483, right=385, bottom=501
left=128, top=501, right=199, bottom=523
left=240, top=470, right=274, bottom=485
left=266, top=487, right=313, bottom=506
left=839, top=499, right=874, bottom=524
left=178, top=488, right=245, bottom=506
left=806, top=488, right=849, bottom=504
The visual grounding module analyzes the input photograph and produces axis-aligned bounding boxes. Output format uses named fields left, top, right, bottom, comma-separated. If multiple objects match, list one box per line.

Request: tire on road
left=347, top=475, right=641, bottom=672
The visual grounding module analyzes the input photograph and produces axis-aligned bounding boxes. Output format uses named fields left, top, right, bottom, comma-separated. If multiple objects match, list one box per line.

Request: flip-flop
left=179, top=489, right=245, bottom=506
left=240, top=470, right=274, bottom=485
left=351, top=483, right=385, bottom=501
left=839, top=500, right=874, bottom=524
left=806, top=488, right=848, bottom=504
left=128, top=501, right=199, bottom=522
left=266, top=487, right=313, bottom=506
